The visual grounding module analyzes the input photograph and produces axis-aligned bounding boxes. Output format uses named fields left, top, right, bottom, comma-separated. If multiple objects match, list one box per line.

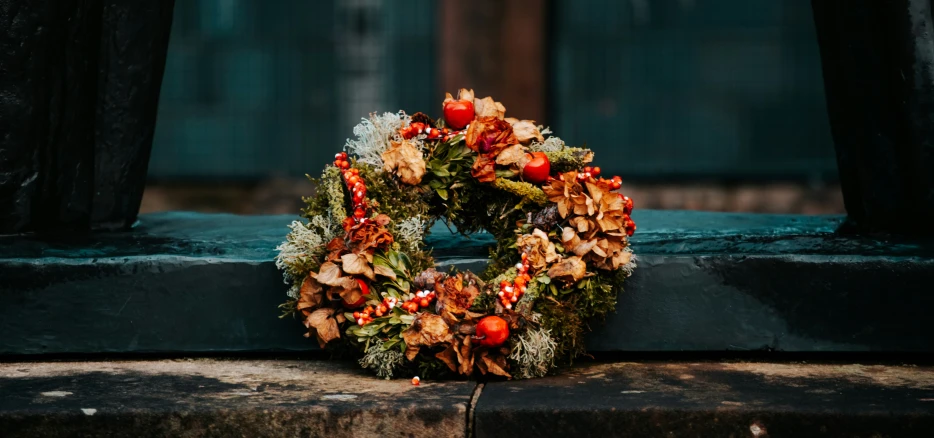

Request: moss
left=493, top=178, right=549, bottom=206
left=536, top=300, right=585, bottom=365
left=544, top=147, right=594, bottom=174
left=357, top=163, right=432, bottom=222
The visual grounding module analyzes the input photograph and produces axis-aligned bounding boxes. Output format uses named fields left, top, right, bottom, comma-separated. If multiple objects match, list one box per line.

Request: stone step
left=2, top=210, right=934, bottom=356
left=1, top=359, right=932, bottom=437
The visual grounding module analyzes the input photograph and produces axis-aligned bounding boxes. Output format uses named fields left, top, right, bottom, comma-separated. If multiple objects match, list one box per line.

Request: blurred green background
left=144, top=0, right=841, bottom=214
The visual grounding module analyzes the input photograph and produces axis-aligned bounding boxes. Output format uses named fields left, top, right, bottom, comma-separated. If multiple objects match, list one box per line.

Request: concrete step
left=2, top=211, right=934, bottom=357
left=1, top=359, right=932, bottom=437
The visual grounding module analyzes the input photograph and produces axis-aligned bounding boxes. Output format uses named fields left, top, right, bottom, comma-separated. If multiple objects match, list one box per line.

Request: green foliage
left=357, top=163, right=431, bottom=222
left=536, top=300, right=585, bottom=364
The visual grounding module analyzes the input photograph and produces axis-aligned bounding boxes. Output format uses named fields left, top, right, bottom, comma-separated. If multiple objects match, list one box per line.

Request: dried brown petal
left=437, top=274, right=479, bottom=319
left=476, top=349, right=511, bottom=378
left=511, top=120, right=544, bottom=144
left=304, top=308, right=339, bottom=347
left=455, top=336, right=474, bottom=375
left=474, top=96, right=506, bottom=119
left=516, top=228, right=560, bottom=272
left=495, top=144, right=529, bottom=167
left=382, top=139, right=426, bottom=185
left=436, top=345, right=459, bottom=373
left=444, top=88, right=475, bottom=104
left=402, top=313, right=454, bottom=361
left=414, top=268, right=445, bottom=290
left=465, top=117, right=517, bottom=155
left=470, top=154, right=497, bottom=183
left=316, top=262, right=344, bottom=286
left=297, top=275, right=324, bottom=316
left=547, top=256, right=587, bottom=284
left=341, top=253, right=374, bottom=281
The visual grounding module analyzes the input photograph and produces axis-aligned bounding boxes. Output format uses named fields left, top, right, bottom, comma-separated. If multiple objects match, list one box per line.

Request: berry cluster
left=498, top=253, right=531, bottom=310
left=400, top=289, right=436, bottom=313
left=352, top=306, right=378, bottom=326
left=401, top=122, right=450, bottom=141
left=334, top=152, right=369, bottom=221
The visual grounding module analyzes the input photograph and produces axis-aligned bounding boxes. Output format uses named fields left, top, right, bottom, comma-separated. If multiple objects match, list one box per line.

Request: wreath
left=277, top=89, right=637, bottom=380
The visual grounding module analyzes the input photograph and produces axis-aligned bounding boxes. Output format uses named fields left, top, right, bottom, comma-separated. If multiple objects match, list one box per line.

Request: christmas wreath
left=277, top=89, right=636, bottom=380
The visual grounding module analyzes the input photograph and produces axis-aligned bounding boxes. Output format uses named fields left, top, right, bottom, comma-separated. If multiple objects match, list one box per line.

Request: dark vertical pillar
left=812, top=0, right=934, bottom=235
left=0, top=0, right=173, bottom=234
left=92, top=1, right=175, bottom=230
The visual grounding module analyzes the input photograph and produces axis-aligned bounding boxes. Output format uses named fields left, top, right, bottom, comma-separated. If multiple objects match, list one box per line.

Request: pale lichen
left=529, top=135, right=564, bottom=153
left=275, top=214, right=340, bottom=291
left=344, top=111, right=411, bottom=168
left=393, top=215, right=429, bottom=252
left=510, top=325, right=558, bottom=379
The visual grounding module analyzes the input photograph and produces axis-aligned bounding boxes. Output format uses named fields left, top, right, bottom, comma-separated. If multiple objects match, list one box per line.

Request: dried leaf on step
left=547, top=256, right=587, bottom=284
left=382, top=139, right=426, bottom=185
left=402, top=313, right=454, bottom=361
left=511, top=120, right=544, bottom=144
left=304, top=308, right=339, bottom=347
left=341, top=253, right=374, bottom=280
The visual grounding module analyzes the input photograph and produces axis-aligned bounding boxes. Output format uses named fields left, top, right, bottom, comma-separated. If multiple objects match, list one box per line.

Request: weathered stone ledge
left=1, top=359, right=932, bottom=437
left=2, top=210, right=933, bottom=356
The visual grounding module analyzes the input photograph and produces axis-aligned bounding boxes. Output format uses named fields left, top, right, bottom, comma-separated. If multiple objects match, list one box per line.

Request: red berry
left=522, top=152, right=551, bottom=184
left=420, top=298, right=430, bottom=308
left=475, top=316, right=509, bottom=347
left=443, top=99, right=475, bottom=130
left=622, top=196, right=633, bottom=215
left=354, top=208, right=366, bottom=218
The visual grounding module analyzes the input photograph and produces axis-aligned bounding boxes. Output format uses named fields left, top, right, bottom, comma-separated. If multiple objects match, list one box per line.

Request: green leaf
left=538, top=275, right=551, bottom=285
left=437, top=188, right=449, bottom=200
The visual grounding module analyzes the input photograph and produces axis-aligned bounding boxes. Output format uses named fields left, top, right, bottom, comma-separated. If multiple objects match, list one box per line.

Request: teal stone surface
left=2, top=210, right=933, bottom=356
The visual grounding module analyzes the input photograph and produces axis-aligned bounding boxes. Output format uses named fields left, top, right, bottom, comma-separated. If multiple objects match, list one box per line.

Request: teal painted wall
left=150, top=0, right=834, bottom=180
left=551, top=0, right=837, bottom=179
left=149, top=0, right=436, bottom=179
